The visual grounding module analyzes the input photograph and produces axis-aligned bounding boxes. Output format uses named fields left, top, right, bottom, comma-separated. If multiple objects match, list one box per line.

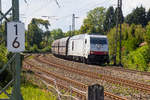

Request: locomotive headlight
left=90, top=51, right=94, bottom=54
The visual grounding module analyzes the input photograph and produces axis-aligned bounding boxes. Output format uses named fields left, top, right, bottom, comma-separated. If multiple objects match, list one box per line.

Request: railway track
left=105, top=66, right=150, bottom=76
left=23, top=53, right=150, bottom=76
left=23, top=61, right=127, bottom=100
left=35, top=55, right=150, bottom=94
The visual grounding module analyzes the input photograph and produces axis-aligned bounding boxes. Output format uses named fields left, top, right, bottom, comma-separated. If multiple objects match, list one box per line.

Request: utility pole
left=114, top=14, right=118, bottom=66
left=12, top=0, right=19, bottom=21
left=114, top=0, right=122, bottom=66
left=0, top=0, right=2, bottom=41
left=0, top=0, right=2, bottom=25
left=69, top=25, right=72, bottom=31
left=11, top=0, right=23, bottom=100
left=69, top=25, right=72, bottom=36
left=0, top=0, right=23, bottom=99
left=72, top=14, right=79, bottom=36
left=72, top=14, right=75, bottom=36
left=118, top=0, right=122, bottom=66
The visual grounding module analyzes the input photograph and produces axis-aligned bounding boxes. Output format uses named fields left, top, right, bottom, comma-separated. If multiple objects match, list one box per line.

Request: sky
left=1, top=0, right=150, bottom=32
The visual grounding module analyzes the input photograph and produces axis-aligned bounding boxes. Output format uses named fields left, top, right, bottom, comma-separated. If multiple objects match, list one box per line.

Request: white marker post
left=7, top=21, right=25, bottom=52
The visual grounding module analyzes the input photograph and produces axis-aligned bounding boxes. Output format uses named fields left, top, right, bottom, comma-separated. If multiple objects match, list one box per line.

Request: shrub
left=123, top=45, right=150, bottom=71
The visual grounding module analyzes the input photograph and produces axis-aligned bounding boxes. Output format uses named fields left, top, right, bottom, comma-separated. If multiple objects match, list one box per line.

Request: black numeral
left=12, top=24, right=20, bottom=49
left=12, top=37, right=20, bottom=48
left=14, top=24, right=18, bottom=35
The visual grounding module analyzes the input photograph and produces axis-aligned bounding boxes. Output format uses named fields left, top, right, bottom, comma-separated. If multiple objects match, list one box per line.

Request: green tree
left=80, top=7, right=106, bottom=34
left=104, top=6, right=116, bottom=32
left=125, top=13, right=133, bottom=25
left=147, top=9, right=150, bottom=23
left=145, top=22, right=150, bottom=47
left=26, top=18, right=50, bottom=51
left=107, top=23, right=146, bottom=64
left=123, top=45, right=150, bottom=71
left=123, top=24, right=145, bottom=52
left=125, top=6, right=147, bottom=26
left=51, top=28, right=65, bottom=40
left=65, top=31, right=72, bottom=37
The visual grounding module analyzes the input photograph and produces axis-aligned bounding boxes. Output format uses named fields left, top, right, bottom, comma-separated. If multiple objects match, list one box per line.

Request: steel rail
left=36, top=56, right=150, bottom=94
left=24, top=61, right=127, bottom=100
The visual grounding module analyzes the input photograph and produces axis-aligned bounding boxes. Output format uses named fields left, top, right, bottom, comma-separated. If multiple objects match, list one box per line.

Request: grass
left=22, top=82, right=56, bottom=100
left=0, top=79, right=56, bottom=100
left=25, top=55, right=34, bottom=60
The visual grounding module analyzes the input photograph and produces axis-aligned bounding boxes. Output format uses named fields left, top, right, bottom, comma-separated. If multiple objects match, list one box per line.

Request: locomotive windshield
left=90, top=37, right=107, bottom=44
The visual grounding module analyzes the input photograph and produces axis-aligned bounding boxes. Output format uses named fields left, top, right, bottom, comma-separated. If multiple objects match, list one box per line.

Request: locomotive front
left=88, top=35, right=109, bottom=64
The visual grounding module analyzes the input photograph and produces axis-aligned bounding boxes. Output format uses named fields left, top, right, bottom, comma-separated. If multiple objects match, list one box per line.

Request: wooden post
left=87, top=84, right=104, bottom=100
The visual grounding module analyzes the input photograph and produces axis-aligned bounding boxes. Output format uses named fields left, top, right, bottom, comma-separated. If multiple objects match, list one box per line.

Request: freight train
left=51, top=34, right=109, bottom=64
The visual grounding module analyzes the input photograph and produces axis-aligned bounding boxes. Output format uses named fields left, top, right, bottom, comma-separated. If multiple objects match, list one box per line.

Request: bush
left=0, top=44, right=10, bottom=87
left=0, top=80, right=56, bottom=100
left=0, top=44, right=8, bottom=67
left=40, top=46, right=51, bottom=53
left=123, top=45, right=150, bottom=71
left=147, top=63, right=150, bottom=72
left=29, top=44, right=40, bottom=53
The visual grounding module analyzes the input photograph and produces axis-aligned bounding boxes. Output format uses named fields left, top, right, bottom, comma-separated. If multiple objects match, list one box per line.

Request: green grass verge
left=0, top=81, right=56, bottom=100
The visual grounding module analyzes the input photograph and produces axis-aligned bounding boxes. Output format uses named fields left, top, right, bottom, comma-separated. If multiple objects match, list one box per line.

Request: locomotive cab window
left=90, top=37, right=107, bottom=44
left=85, top=39, right=87, bottom=44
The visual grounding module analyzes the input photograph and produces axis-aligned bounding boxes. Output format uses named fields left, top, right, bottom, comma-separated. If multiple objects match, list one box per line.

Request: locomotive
left=51, top=34, right=109, bottom=64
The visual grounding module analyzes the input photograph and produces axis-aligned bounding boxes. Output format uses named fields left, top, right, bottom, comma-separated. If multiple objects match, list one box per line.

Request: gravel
left=24, top=54, right=150, bottom=100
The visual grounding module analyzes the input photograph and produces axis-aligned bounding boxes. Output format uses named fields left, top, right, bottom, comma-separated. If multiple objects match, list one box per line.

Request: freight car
left=51, top=34, right=109, bottom=64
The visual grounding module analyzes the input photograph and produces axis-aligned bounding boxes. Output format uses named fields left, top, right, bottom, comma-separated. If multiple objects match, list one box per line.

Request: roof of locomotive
left=52, top=34, right=107, bottom=44
left=70, top=33, right=107, bottom=38
left=89, top=34, right=107, bottom=38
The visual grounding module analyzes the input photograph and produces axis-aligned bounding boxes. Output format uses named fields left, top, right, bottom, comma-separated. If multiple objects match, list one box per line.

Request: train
left=51, top=34, right=109, bottom=64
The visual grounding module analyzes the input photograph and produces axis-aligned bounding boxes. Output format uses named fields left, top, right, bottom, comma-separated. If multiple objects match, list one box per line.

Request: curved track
left=24, top=60, right=127, bottom=100
left=36, top=55, right=150, bottom=94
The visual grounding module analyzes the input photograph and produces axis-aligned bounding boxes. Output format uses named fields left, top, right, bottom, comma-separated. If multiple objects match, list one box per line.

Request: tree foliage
left=123, top=45, right=150, bottom=71
left=107, top=22, right=150, bottom=70
left=145, top=22, right=150, bottom=48
left=103, top=6, right=116, bottom=32
left=50, top=28, right=65, bottom=40
left=0, top=22, right=10, bottom=87
left=125, top=6, right=147, bottom=26
left=80, top=7, right=106, bottom=34
left=147, top=9, right=150, bottom=25
left=0, top=44, right=8, bottom=67
left=0, top=22, right=7, bottom=67
left=26, top=18, right=50, bottom=52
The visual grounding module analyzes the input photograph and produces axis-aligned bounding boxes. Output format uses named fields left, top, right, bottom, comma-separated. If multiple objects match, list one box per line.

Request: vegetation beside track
left=0, top=71, right=56, bottom=100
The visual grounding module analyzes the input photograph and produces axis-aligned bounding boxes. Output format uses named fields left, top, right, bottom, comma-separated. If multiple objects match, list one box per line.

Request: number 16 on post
left=7, top=22, right=25, bottom=52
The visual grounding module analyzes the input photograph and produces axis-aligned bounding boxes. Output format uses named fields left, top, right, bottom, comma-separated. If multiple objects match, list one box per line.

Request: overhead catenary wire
left=22, top=0, right=121, bottom=31
left=73, top=0, right=115, bottom=14
left=50, top=0, right=115, bottom=23
left=50, top=0, right=116, bottom=31
left=23, top=0, right=59, bottom=24
left=30, top=0, right=114, bottom=21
